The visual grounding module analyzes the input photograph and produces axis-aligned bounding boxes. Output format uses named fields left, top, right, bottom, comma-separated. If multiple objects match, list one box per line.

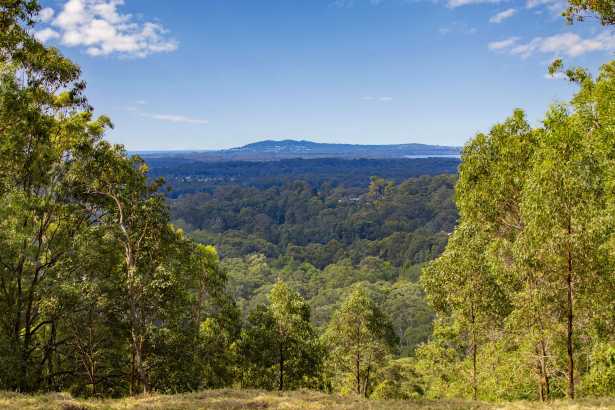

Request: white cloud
left=125, top=104, right=207, bottom=125
left=38, top=0, right=177, bottom=58
left=334, top=0, right=501, bottom=8
left=490, top=8, right=516, bottom=23
left=140, top=113, right=209, bottom=125
left=38, top=7, right=55, bottom=23
left=331, top=0, right=385, bottom=6
left=362, top=96, right=393, bottom=102
left=526, top=0, right=567, bottom=14
left=490, top=31, right=615, bottom=58
left=447, top=0, right=502, bottom=8
left=34, top=28, right=61, bottom=43
left=488, top=37, right=519, bottom=50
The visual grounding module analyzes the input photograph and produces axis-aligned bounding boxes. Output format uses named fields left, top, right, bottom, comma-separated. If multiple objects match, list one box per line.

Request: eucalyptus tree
left=1, top=1, right=237, bottom=395
left=324, top=286, right=396, bottom=397
left=74, top=141, right=181, bottom=394
left=0, top=0, right=113, bottom=392
left=564, top=0, right=615, bottom=25
left=180, top=241, right=240, bottom=390
left=421, top=223, right=509, bottom=400
left=515, top=104, right=607, bottom=399
left=452, top=109, right=565, bottom=400
left=529, top=60, right=615, bottom=399
left=421, top=61, right=615, bottom=400
left=238, top=280, right=321, bottom=390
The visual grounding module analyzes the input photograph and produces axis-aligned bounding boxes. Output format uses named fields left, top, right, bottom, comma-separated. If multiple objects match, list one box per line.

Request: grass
left=0, top=390, right=614, bottom=410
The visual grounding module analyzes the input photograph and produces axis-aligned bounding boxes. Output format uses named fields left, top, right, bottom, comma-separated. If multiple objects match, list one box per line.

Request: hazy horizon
left=127, top=138, right=466, bottom=153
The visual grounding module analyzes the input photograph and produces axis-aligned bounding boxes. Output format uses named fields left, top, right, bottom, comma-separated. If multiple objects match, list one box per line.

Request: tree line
left=418, top=62, right=615, bottom=400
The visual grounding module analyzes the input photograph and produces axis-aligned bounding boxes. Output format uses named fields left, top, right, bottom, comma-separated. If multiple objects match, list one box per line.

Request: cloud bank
left=34, top=0, right=177, bottom=58
left=488, top=31, right=615, bottom=57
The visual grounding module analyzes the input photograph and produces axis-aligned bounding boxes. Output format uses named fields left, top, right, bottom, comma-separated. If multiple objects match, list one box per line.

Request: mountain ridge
left=137, top=139, right=461, bottom=161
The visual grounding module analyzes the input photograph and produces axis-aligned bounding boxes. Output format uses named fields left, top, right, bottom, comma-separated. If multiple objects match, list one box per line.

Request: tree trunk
left=355, top=351, right=361, bottom=395
left=536, top=348, right=548, bottom=401
left=566, top=222, right=575, bottom=400
left=47, top=321, right=57, bottom=391
left=470, top=304, right=478, bottom=401
left=363, top=364, right=371, bottom=398
left=540, top=340, right=550, bottom=401
left=279, top=346, right=284, bottom=391
left=566, top=266, right=575, bottom=399
left=20, top=321, right=32, bottom=392
left=132, top=332, right=147, bottom=394
left=129, top=348, right=135, bottom=396
left=127, top=253, right=148, bottom=395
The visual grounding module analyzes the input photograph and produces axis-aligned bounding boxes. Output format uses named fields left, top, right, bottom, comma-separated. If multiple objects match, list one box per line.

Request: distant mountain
left=137, top=139, right=461, bottom=161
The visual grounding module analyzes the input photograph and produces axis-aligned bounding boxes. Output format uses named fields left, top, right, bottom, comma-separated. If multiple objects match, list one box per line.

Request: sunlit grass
left=0, top=390, right=613, bottom=410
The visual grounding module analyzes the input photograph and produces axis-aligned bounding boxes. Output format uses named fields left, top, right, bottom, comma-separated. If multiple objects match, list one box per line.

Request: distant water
left=403, top=155, right=461, bottom=159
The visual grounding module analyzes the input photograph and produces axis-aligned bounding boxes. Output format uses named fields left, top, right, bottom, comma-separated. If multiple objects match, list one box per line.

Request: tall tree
left=421, top=61, right=615, bottom=400
left=0, top=0, right=111, bottom=392
left=238, top=280, right=321, bottom=390
left=324, top=286, right=396, bottom=397
left=421, top=223, right=509, bottom=400
left=515, top=101, right=608, bottom=400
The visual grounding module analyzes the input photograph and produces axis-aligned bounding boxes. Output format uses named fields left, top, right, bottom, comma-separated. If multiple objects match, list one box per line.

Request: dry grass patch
left=0, top=390, right=613, bottom=410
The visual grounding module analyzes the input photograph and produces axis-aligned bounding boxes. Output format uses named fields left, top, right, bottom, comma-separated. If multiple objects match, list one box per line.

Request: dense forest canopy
left=165, top=171, right=456, bottom=359
left=1, top=0, right=614, bottom=404
left=170, top=174, right=457, bottom=266
left=167, top=172, right=457, bottom=358
left=144, top=156, right=460, bottom=197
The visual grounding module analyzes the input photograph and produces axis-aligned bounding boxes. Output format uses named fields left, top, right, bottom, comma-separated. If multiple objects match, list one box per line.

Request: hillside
left=2, top=390, right=613, bottom=410
left=136, top=139, right=461, bottom=162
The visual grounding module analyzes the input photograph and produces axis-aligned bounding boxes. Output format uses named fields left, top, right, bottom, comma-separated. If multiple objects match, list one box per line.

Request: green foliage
left=580, top=342, right=615, bottom=397
left=324, top=286, right=397, bottom=397
left=564, top=0, right=615, bottom=25
left=172, top=174, right=457, bottom=268
left=222, top=255, right=434, bottom=358
left=0, top=2, right=238, bottom=396
left=370, top=358, right=424, bottom=400
left=238, top=281, right=322, bottom=390
left=420, top=60, right=615, bottom=401
left=148, top=156, right=461, bottom=197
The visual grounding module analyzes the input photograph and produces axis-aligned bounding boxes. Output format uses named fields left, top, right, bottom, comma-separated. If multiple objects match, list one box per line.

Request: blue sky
left=36, top=0, right=614, bottom=150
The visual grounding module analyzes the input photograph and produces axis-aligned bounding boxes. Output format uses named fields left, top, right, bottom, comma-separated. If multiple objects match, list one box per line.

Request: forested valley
left=1, top=0, right=614, bottom=407
left=170, top=174, right=456, bottom=358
